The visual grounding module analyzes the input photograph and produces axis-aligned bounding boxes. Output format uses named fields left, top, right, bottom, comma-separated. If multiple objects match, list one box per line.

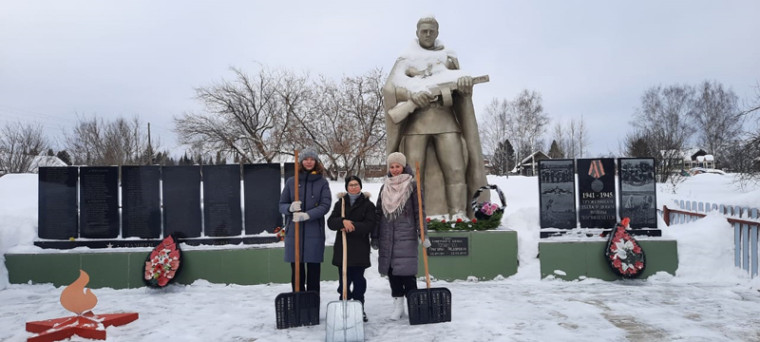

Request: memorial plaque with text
left=243, top=163, right=282, bottom=234
left=577, top=158, right=617, bottom=228
left=162, top=166, right=202, bottom=238
left=38, top=167, right=78, bottom=239
left=203, top=165, right=242, bottom=237
left=427, top=237, right=469, bottom=256
left=618, top=158, right=658, bottom=228
left=79, top=166, right=119, bottom=238
left=122, top=166, right=161, bottom=238
left=538, top=159, right=577, bottom=229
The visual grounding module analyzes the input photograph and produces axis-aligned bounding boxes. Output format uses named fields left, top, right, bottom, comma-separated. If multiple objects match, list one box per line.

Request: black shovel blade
left=406, top=287, right=452, bottom=325
left=275, top=291, right=320, bottom=329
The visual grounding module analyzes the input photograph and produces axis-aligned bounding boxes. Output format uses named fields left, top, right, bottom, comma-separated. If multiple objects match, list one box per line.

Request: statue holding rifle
left=383, top=16, right=489, bottom=219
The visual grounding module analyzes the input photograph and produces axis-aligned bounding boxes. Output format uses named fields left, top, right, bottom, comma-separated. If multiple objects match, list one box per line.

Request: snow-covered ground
left=2, top=172, right=760, bottom=341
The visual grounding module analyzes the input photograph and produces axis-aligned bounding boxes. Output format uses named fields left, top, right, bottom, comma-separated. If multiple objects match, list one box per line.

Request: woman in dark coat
left=375, top=152, right=428, bottom=320
left=279, top=147, right=332, bottom=295
left=327, top=175, right=376, bottom=322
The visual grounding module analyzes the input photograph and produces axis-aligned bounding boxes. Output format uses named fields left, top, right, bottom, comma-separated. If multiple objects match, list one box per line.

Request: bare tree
left=552, top=115, right=589, bottom=159
left=688, top=81, right=743, bottom=167
left=564, top=120, right=581, bottom=159
left=733, top=82, right=760, bottom=184
left=479, top=90, right=549, bottom=164
left=622, top=131, right=655, bottom=158
left=289, top=75, right=347, bottom=176
left=289, top=69, right=387, bottom=178
left=0, top=121, right=47, bottom=173
left=64, top=115, right=150, bottom=166
left=175, top=66, right=306, bottom=163
left=338, top=69, right=387, bottom=177
left=511, top=90, right=550, bottom=161
left=576, top=115, right=589, bottom=158
left=632, top=85, right=694, bottom=182
left=479, top=98, right=510, bottom=156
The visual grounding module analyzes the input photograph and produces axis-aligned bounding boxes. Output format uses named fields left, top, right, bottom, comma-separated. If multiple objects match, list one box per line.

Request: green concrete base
left=422, top=230, right=518, bottom=281
left=5, top=230, right=519, bottom=289
left=5, top=246, right=337, bottom=289
left=539, top=239, right=678, bottom=280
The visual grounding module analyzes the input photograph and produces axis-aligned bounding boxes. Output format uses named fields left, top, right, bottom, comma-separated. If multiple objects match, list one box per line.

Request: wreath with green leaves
left=428, top=184, right=506, bottom=231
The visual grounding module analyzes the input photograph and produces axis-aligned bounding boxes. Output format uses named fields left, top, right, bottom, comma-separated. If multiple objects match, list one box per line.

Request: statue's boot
left=446, top=183, right=468, bottom=219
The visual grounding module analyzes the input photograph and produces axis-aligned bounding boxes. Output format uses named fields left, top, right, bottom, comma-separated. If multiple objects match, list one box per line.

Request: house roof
left=659, top=148, right=710, bottom=161
left=28, top=156, right=67, bottom=172
left=519, top=151, right=549, bottom=164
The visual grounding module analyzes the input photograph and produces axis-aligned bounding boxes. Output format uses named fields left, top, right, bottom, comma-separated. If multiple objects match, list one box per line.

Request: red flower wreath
left=144, top=235, right=181, bottom=287
left=605, top=218, right=646, bottom=278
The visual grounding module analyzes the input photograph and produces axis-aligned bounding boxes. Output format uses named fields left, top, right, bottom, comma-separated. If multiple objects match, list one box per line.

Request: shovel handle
left=341, top=197, right=348, bottom=300
left=294, top=150, right=300, bottom=293
left=415, top=162, right=431, bottom=289
left=342, top=230, right=348, bottom=300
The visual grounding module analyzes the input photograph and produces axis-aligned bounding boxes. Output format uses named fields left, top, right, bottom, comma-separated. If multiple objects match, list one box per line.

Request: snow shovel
left=406, top=162, right=452, bottom=325
left=325, top=226, right=364, bottom=341
left=275, top=150, right=320, bottom=329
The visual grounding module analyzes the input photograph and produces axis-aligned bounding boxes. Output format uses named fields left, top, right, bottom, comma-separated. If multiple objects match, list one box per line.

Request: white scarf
left=381, top=173, right=414, bottom=220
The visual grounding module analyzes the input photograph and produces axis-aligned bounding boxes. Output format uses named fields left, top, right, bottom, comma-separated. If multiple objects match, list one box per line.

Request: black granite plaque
left=283, top=162, right=295, bottom=183
left=618, top=158, right=658, bottom=228
left=428, top=237, right=469, bottom=256
left=577, top=158, right=617, bottom=228
left=121, top=166, right=161, bottom=238
left=243, top=163, right=282, bottom=234
left=538, top=159, right=577, bottom=229
left=162, top=166, right=202, bottom=238
left=38, top=167, right=78, bottom=239
left=79, top=166, right=119, bottom=238
left=202, top=165, right=242, bottom=236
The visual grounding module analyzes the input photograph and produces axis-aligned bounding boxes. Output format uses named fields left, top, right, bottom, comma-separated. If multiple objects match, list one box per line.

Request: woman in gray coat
left=279, top=147, right=332, bottom=296
left=376, top=152, right=428, bottom=320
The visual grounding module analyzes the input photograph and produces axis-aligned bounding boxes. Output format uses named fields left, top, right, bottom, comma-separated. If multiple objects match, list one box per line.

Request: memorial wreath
left=144, top=235, right=182, bottom=287
left=604, top=217, right=646, bottom=278
left=428, top=184, right=506, bottom=231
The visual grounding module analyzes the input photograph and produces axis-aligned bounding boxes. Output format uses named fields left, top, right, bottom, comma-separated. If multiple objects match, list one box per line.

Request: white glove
left=293, top=212, right=310, bottom=222
left=289, top=201, right=302, bottom=212
left=421, top=237, right=431, bottom=248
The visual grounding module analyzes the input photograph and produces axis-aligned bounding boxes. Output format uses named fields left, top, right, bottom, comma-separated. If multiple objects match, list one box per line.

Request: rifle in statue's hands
left=388, top=75, right=489, bottom=124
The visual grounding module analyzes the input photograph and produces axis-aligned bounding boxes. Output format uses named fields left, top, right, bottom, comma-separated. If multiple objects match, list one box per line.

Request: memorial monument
left=383, top=16, right=490, bottom=219
left=577, top=158, right=617, bottom=228
left=618, top=158, right=658, bottom=228
left=538, top=159, right=577, bottom=230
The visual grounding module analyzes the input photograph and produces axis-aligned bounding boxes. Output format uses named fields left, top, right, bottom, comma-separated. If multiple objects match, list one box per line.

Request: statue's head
left=416, top=17, right=439, bottom=50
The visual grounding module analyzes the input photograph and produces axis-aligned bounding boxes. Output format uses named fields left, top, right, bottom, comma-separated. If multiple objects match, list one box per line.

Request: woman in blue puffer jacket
left=279, top=147, right=331, bottom=296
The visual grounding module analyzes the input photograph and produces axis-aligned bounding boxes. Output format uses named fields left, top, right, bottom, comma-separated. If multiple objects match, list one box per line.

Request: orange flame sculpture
left=25, top=270, right=138, bottom=342
left=60, top=270, right=98, bottom=315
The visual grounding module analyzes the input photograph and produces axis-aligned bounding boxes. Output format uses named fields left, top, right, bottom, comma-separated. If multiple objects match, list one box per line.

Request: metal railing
left=662, top=200, right=760, bottom=277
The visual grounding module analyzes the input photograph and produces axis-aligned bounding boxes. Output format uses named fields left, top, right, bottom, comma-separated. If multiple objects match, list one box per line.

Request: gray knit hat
left=387, top=152, right=407, bottom=169
left=298, top=147, right=320, bottom=164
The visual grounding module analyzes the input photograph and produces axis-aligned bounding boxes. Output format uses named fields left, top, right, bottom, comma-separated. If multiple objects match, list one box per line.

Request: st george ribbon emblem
left=588, top=160, right=605, bottom=192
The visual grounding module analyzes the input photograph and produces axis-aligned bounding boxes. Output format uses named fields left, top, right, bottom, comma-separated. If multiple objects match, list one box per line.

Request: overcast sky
left=1, top=0, right=759, bottom=157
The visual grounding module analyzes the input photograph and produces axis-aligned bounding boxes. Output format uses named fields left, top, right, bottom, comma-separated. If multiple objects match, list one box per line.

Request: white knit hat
left=387, top=152, right=407, bottom=169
